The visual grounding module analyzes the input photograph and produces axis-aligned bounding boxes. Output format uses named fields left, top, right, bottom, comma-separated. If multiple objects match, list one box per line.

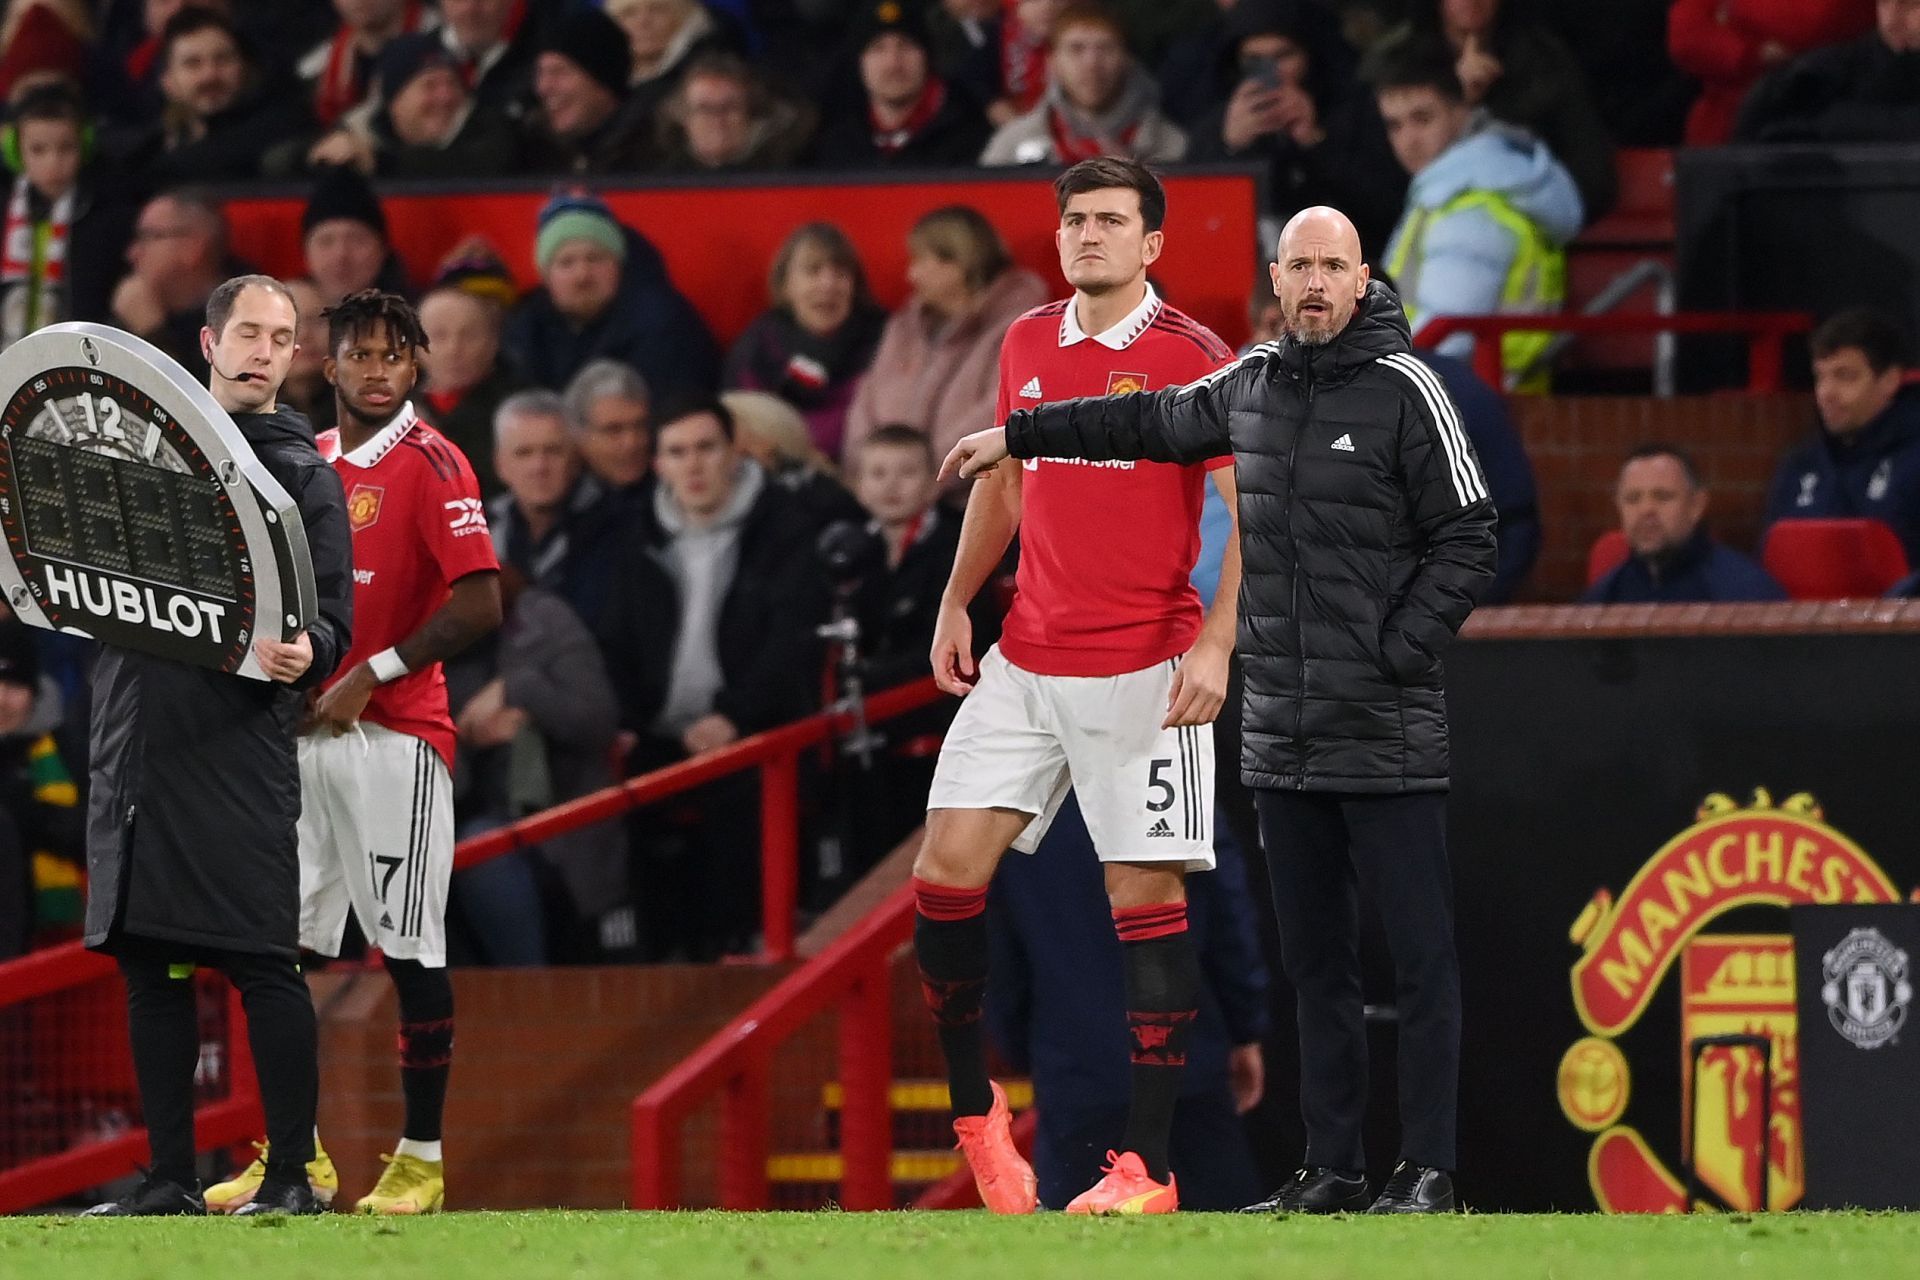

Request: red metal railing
left=0, top=676, right=944, bottom=1211
left=1415, top=311, right=1810, bottom=393
left=632, top=885, right=914, bottom=1210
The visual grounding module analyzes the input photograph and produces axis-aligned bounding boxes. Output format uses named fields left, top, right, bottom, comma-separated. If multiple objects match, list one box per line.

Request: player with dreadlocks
left=205, top=288, right=503, bottom=1216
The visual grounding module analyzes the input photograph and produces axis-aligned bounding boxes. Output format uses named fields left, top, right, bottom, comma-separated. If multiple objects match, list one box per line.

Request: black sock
left=220, top=951, right=318, bottom=1185
left=384, top=955, right=454, bottom=1145
left=117, top=952, right=201, bottom=1189
left=912, top=877, right=992, bottom=1119
left=1115, top=902, right=1199, bottom=1184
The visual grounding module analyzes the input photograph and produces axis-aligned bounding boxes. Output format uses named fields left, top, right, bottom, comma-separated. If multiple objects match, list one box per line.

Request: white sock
left=395, top=1138, right=442, bottom=1162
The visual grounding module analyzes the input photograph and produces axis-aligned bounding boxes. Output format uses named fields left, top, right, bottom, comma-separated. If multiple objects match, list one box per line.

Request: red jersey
left=318, top=404, right=499, bottom=767
left=994, top=287, right=1234, bottom=678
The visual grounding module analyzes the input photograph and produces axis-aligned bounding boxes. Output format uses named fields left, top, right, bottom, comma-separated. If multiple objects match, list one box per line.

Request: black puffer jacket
left=1005, top=283, right=1496, bottom=793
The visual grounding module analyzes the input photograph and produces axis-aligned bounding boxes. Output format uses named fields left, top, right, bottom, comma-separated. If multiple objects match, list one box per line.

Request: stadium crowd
left=1, top=0, right=1918, bottom=968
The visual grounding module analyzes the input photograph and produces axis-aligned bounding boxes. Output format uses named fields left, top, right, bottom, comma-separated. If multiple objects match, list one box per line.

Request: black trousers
left=116, top=942, right=318, bottom=1187
left=1254, top=789, right=1460, bottom=1171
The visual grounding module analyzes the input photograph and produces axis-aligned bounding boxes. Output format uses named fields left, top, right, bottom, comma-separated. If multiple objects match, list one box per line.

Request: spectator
left=485, top=389, right=633, bottom=632
left=0, top=83, right=137, bottom=345
left=987, top=794, right=1267, bottom=1211
left=607, top=0, right=740, bottom=118
left=597, top=394, right=827, bottom=958
left=1583, top=445, right=1785, bottom=603
left=446, top=568, right=624, bottom=966
left=980, top=4, right=1187, bottom=166
left=1185, top=0, right=1405, bottom=257
left=504, top=190, right=720, bottom=400
left=1762, top=308, right=1920, bottom=564
left=1417, top=347, right=1541, bottom=602
left=927, top=0, right=1006, bottom=122
left=836, top=428, right=998, bottom=858
left=306, top=33, right=522, bottom=179
left=1733, top=0, right=1920, bottom=142
left=277, top=276, right=336, bottom=433
left=811, top=1, right=993, bottom=169
left=1667, top=0, right=1874, bottom=145
left=723, top=223, right=887, bottom=462
left=563, top=357, right=654, bottom=504
left=435, top=0, right=539, bottom=117
left=1367, top=40, right=1582, bottom=384
left=651, top=51, right=813, bottom=173
left=1000, top=0, right=1069, bottom=122
left=301, top=164, right=407, bottom=306
left=1379, top=0, right=1617, bottom=222
left=109, top=188, right=229, bottom=380
left=418, top=258, right=526, bottom=496
left=722, top=388, right=867, bottom=533
left=842, top=205, right=1047, bottom=469
left=524, top=6, right=649, bottom=174
left=110, top=8, right=311, bottom=184
left=0, top=619, right=81, bottom=958
left=297, top=0, right=437, bottom=130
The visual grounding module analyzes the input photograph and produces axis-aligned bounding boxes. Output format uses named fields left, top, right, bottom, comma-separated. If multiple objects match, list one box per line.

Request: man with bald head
left=943, top=205, right=1496, bottom=1215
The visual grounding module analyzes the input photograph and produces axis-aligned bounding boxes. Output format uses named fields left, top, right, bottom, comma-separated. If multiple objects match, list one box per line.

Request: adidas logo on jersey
left=1018, top=377, right=1043, bottom=399
left=1146, top=818, right=1175, bottom=838
left=1331, top=434, right=1356, bottom=452
left=379, top=913, right=394, bottom=929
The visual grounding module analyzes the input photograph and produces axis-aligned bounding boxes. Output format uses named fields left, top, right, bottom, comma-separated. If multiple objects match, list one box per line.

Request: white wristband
left=367, top=648, right=409, bottom=684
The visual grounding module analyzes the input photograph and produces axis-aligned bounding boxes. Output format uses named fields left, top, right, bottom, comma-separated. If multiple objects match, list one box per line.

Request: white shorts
left=926, top=646, right=1215, bottom=871
left=297, top=723, right=453, bottom=966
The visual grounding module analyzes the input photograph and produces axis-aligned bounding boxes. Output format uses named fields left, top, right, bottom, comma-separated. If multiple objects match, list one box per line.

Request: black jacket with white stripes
left=1004, top=282, right=1496, bottom=793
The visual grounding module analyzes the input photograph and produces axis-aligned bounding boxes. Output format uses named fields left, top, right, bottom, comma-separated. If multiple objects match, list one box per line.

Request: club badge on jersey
left=0, top=322, right=317, bottom=679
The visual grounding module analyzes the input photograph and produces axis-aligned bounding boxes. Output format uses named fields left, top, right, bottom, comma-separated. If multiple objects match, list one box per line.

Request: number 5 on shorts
left=1146, top=758, right=1175, bottom=812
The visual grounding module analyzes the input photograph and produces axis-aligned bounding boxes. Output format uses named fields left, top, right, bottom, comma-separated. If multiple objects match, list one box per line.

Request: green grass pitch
left=4, top=1210, right=1919, bottom=1280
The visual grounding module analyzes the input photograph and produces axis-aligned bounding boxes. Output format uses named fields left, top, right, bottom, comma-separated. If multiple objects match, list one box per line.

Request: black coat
left=1735, top=36, right=1920, bottom=144
left=598, top=477, right=827, bottom=742
left=1004, top=283, right=1497, bottom=793
left=810, top=86, right=992, bottom=169
left=84, top=407, right=354, bottom=956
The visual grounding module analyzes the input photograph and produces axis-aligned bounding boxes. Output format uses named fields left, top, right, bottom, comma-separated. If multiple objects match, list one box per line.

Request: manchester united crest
left=347, top=484, right=384, bottom=532
left=1558, top=789, right=1904, bottom=1212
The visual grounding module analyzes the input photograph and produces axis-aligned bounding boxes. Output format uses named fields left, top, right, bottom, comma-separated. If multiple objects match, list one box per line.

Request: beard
left=1291, top=311, right=1337, bottom=345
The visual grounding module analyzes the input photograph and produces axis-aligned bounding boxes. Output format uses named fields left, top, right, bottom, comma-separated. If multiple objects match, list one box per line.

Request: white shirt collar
left=1059, top=284, right=1161, bottom=350
left=321, top=401, right=420, bottom=468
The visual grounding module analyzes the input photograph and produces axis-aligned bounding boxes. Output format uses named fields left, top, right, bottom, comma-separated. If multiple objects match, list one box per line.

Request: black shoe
left=1239, top=1166, right=1372, bottom=1214
left=83, top=1172, right=206, bottom=1217
left=232, top=1178, right=326, bottom=1216
left=1365, top=1161, right=1455, bottom=1214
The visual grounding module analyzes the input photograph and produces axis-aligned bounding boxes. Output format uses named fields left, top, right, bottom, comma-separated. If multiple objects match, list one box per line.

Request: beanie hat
left=534, top=189, right=627, bottom=274
left=377, top=32, right=461, bottom=104
left=852, top=0, right=932, bottom=56
left=538, top=7, right=632, bottom=98
left=0, top=6, right=88, bottom=102
left=432, top=241, right=519, bottom=309
left=302, top=164, right=389, bottom=240
left=0, top=621, right=39, bottom=691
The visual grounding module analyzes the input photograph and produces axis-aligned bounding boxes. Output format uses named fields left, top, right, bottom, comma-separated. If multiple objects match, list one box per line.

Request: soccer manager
left=942, top=207, right=1496, bottom=1215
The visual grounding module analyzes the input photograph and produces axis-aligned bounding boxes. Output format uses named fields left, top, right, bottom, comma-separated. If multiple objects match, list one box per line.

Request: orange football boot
left=951, top=1082, right=1037, bottom=1214
left=1066, top=1150, right=1179, bottom=1215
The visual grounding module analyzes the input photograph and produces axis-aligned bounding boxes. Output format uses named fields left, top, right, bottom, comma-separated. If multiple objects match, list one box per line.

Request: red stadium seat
left=1587, top=529, right=1631, bottom=588
left=1760, top=519, right=1910, bottom=600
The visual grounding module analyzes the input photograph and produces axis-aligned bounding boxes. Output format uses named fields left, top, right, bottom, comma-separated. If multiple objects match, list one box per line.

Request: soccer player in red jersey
left=915, top=157, right=1241, bottom=1215
left=208, top=290, right=502, bottom=1216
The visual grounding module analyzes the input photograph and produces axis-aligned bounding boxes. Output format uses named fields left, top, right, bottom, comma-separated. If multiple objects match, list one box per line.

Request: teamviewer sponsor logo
left=445, top=497, right=488, bottom=536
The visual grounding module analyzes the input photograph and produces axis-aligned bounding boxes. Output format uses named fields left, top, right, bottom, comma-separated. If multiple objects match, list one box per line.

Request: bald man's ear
left=1357, top=263, right=1371, bottom=296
